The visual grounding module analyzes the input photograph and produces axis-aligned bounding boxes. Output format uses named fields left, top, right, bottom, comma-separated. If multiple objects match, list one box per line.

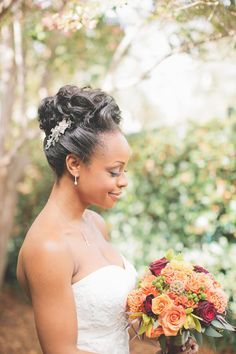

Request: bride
left=16, top=85, right=198, bottom=354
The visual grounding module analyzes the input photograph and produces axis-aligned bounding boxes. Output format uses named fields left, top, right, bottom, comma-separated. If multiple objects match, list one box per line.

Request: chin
left=89, top=200, right=114, bottom=210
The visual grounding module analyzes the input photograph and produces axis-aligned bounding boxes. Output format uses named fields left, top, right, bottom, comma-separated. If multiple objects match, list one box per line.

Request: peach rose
left=146, top=325, right=164, bottom=338
left=158, top=305, right=186, bottom=336
left=127, top=289, right=143, bottom=312
left=152, top=294, right=174, bottom=315
left=172, top=271, right=188, bottom=285
left=161, top=265, right=176, bottom=284
left=170, top=260, right=193, bottom=273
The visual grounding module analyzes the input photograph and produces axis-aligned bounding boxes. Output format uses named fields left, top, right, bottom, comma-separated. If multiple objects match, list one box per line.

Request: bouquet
left=126, top=250, right=235, bottom=353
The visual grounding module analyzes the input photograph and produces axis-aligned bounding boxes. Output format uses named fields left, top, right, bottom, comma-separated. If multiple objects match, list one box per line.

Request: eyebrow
left=113, top=161, right=125, bottom=165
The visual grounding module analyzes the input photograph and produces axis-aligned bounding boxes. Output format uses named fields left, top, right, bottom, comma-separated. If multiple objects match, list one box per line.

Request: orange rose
left=127, top=289, right=143, bottom=312
left=146, top=325, right=164, bottom=338
left=174, top=294, right=188, bottom=307
left=140, top=274, right=159, bottom=297
left=158, top=305, right=186, bottom=336
left=186, top=299, right=198, bottom=309
left=152, top=294, right=174, bottom=315
left=167, top=292, right=177, bottom=301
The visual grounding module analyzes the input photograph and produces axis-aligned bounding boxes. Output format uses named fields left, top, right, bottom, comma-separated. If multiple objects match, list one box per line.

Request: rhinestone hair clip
left=45, top=117, right=72, bottom=150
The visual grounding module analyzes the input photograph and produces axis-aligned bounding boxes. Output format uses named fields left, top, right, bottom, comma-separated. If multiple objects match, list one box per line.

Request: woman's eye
left=110, top=170, right=128, bottom=177
left=110, top=171, right=120, bottom=177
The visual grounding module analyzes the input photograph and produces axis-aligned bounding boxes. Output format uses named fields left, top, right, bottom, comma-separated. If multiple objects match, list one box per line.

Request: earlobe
left=65, top=154, right=80, bottom=177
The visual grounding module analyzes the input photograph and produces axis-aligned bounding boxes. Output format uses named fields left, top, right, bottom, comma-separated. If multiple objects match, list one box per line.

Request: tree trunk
left=0, top=16, right=28, bottom=289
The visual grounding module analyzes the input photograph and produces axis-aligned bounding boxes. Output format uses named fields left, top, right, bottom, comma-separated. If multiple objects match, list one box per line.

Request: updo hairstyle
left=38, top=85, right=122, bottom=178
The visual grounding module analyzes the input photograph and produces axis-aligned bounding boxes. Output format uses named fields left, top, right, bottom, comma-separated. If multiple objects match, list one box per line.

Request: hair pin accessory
left=45, top=118, right=72, bottom=150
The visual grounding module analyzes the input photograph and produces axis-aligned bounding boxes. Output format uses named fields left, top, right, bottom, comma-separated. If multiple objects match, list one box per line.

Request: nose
left=117, top=171, right=128, bottom=188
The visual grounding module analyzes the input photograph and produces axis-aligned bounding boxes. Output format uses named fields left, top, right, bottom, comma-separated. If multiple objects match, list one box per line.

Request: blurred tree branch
left=0, top=0, right=20, bottom=22
left=110, top=30, right=235, bottom=92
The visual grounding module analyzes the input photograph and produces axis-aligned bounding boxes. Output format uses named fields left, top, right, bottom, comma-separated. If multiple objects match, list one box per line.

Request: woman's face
left=78, top=131, right=132, bottom=209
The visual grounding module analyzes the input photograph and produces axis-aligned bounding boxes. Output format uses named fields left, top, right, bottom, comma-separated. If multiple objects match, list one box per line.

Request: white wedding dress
left=72, top=255, right=138, bottom=354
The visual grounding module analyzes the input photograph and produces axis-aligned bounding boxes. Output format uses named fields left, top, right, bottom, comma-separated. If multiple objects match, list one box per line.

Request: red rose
left=194, top=265, right=209, bottom=274
left=149, top=257, right=169, bottom=276
left=143, top=294, right=156, bottom=318
left=195, top=301, right=216, bottom=324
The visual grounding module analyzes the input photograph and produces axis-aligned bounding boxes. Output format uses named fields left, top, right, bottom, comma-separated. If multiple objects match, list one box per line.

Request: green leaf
left=211, top=319, right=227, bottom=330
left=174, top=331, right=189, bottom=346
left=220, top=322, right=235, bottom=331
left=129, top=312, right=143, bottom=318
left=175, top=253, right=184, bottom=261
left=215, top=317, right=235, bottom=331
left=138, top=321, right=147, bottom=335
left=142, top=313, right=151, bottom=325
left=158, top=335, right=167, bottom=354
left=185, top=307, right=193, bottom=314
left=146, top=322, right=153, bottom=338
left=193, top=317, right=202, bottom=333
left=165, top=249, right=174, bottom=260
left=223, top=323, right=235, bottom=331
left=192, top=331, right=203, bottom=346
left=204, top=325, right=223, bottom=337
left=191, top=313, right=203, bottom=321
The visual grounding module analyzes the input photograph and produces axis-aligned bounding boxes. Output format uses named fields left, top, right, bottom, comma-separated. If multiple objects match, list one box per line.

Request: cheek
left=81, top=173, right=115, bottom=192
left=100, top=175, right=117, bottom=191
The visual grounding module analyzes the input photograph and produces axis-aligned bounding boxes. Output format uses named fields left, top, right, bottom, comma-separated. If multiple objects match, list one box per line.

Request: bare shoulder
left=86, top=209, right=110, bottom=241
left=17, top=228, right=81, bottom=353
left=19, top=228, right=74, bottom=296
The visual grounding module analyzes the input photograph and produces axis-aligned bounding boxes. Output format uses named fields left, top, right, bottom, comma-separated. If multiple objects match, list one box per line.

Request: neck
left=46, top=174, right=89, bottom=223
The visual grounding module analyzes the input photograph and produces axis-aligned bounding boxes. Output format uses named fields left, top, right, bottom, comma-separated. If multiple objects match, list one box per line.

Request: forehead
left=93, top=132, right=132, bottom=164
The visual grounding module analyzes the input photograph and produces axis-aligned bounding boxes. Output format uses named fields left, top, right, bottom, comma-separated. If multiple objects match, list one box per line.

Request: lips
left=108, top=192, right=122, bottom=200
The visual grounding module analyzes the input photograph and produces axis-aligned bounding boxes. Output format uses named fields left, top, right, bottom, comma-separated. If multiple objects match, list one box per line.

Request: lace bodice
left=71, top=255, right=138, bottom=354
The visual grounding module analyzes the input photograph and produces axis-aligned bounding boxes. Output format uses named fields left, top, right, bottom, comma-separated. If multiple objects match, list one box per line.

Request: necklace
left=81, top=230, right=91, bottom=247
left=49, top=199, right=91, bottom=247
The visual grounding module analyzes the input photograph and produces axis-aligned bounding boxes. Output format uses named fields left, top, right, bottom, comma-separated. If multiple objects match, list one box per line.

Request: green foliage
left=104, top=115, right=235, bottom=260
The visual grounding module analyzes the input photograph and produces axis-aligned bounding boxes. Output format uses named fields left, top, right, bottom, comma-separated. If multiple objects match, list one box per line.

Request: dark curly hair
left=38, top=85, right=122, bottom=178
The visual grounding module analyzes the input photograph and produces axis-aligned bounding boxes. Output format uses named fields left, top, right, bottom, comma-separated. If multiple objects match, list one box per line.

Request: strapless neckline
left=71, top=254, right=128, bottom=288
left=72, top=254, right=137, bottom=353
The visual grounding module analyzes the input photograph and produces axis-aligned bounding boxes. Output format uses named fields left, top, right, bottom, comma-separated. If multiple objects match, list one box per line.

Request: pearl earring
left=74, top=174, right=79, bottom=186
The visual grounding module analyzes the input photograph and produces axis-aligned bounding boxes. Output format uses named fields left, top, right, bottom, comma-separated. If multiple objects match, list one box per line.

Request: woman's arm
left=22, top=238, right=97, bottom=354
